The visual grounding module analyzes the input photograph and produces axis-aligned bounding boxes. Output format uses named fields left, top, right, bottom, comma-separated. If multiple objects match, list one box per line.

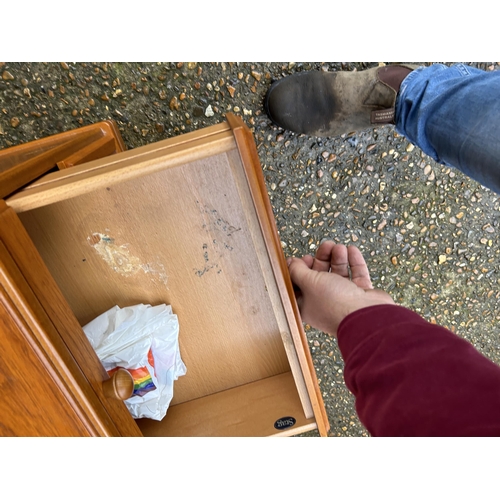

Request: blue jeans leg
left=395, top=63, right=500, bottom=194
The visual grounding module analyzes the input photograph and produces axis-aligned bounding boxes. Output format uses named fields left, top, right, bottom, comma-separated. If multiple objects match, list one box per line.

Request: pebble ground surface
left=2, top=61, right=500, bottom=437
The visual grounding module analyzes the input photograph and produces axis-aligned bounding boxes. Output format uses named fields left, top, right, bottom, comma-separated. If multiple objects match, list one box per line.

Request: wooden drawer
left=4, top=114, right=329, bottom=437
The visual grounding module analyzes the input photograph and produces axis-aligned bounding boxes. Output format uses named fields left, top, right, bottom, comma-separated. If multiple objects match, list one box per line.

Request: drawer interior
left=13, top=127, right=319, bottom=436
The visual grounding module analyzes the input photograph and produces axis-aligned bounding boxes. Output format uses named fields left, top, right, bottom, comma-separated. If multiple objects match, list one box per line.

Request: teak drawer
left=3, top=114, right=329, bottom=437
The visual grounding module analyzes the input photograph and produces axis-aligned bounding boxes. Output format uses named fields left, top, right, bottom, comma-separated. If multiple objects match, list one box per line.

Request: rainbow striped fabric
left=107, top=363, right=156, bottom=398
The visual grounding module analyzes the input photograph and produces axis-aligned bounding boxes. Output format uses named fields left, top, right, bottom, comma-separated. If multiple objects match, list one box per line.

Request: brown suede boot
left=264, top=64, right=417, bottom=137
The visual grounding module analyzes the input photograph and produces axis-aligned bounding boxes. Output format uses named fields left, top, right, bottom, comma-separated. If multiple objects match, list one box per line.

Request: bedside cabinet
left=1, top=114, right=329, bottom=437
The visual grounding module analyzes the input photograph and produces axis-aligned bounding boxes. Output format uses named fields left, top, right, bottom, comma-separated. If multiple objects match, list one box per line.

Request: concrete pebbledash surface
left=2, top=62, right=500, bottom=437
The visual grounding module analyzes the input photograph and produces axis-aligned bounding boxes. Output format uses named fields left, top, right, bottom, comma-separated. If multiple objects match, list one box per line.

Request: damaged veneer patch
left=87, top=232, right=168, bottom=285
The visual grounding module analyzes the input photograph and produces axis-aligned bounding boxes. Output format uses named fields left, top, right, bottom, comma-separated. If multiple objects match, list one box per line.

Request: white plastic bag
left=83, top=303, right=186, bottom=421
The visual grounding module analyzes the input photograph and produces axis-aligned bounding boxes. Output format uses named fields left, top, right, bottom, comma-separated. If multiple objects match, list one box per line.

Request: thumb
left=287, top=257, right=315, bottom=291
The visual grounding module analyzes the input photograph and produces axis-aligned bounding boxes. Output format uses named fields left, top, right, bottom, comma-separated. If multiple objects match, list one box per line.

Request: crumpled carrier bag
left=82, top=303, right=186, bottom=421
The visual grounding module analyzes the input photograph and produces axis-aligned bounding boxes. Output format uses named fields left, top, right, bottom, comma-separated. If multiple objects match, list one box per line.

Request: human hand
left=287, top=241, right=394, bottom=337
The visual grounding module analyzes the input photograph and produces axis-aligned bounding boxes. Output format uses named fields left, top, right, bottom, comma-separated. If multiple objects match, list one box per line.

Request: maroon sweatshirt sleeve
left=337, top=304, right=500, bottom=436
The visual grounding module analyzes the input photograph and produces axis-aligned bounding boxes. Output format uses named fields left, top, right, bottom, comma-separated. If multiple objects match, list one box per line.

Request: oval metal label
left=274, top=416, right=296, bottom=430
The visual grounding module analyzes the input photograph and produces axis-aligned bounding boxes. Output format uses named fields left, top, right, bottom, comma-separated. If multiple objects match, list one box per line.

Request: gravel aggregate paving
left=2, top=61, right=499, bottom=437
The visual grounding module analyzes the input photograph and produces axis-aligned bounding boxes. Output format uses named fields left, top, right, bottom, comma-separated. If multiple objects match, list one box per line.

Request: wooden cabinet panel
left=0, top=284, right=91, bottom=436
left=0, top=202, right=141, bottom=436
left=1, top=115, right=330, bottom=437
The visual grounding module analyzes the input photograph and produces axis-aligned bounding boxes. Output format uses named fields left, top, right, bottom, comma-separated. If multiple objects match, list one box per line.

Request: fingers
left=311, top=240, right=337, bottom=272
left=329, top=244, right=350, bottom=278
left=289, top=256, right=312, bottom=307
left=301, top=254, right=314, bottom=269
left=347, top=246, right=373, bottom=290
left=312, top=241, right=373, bottom=289
left=313, top=241, right=350, bottom=278
left=290, top=242, right=373, bottom=291
left=287, top=257, right=313, bottom=290
left=312, top=240, right=351, bottom=280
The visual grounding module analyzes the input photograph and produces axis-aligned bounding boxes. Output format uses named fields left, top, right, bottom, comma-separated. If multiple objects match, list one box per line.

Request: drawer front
left=0, top=202, right=141, bottom=436
left=0, top=271, right=92, bottom=436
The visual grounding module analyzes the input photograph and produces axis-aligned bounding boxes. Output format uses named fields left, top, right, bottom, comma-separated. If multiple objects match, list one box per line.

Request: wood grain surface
left=2, top=116, right=329, bottom=436
left=17, top=149, right=292, bottom=406
left=138, top=371, right=317, bottom=437
left=227, top=115, right=330, bottom=435
left=0, top=280, right=93, bottom=436
left=0, top=203, right=142, bottom=436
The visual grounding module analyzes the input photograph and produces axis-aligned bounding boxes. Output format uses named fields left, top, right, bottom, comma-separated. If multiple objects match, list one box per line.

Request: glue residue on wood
left=88, top=232, right=168, bottom=285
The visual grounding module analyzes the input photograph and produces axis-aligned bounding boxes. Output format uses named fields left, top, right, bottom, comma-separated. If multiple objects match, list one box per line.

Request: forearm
left=337, top=304, right=500, bottom=436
